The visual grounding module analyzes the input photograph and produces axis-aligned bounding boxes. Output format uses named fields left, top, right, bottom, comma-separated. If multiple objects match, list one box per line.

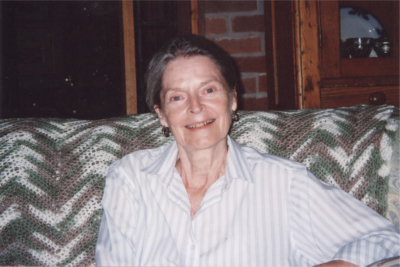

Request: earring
left=232, top=111, right=239, bottom=122
left=162, top=126, right=170, bottom=137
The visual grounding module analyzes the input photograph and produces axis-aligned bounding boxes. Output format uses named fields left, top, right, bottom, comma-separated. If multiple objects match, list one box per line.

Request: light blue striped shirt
left=96, top=136, right=400, bottom=266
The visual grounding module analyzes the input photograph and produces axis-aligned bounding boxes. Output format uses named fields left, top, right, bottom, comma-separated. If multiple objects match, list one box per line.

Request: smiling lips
left=186, top=119, right=215, bottom=129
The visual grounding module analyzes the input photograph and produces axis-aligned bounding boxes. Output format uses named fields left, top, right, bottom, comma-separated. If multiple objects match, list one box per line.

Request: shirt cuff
left=332, top=237, right=397, bottom=267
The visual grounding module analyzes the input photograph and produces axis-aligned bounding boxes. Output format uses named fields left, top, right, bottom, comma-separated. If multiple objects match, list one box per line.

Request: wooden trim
left=296, top=0, right=322, bottom=109
left=340, top=58, right=399, bottom=77
left=122, top=0, right=137, bottom=115
left=271, top=0, right=279, bottom=106
left=191, top=0, right=199, bottom=35
left=320, top=76, right=400, bottom=88
left=321, top=85, right=400, bottom=108
left=293, top=0, right=303, bottom=109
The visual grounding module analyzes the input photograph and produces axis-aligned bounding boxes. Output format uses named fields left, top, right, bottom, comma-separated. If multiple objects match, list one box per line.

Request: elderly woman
left=96, top=35, right=399, bottom=266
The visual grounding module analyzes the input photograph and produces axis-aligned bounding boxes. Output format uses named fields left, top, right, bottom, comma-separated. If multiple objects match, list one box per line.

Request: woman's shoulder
left=240, top=144, right=306, bottom=172
left=108, top=142, right=175, bottom=175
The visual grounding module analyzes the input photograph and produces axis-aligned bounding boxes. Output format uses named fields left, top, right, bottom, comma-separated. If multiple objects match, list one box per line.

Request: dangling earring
left=232, top=111, right=239, bottom=122
left=162, top=126, right=170, bottom=137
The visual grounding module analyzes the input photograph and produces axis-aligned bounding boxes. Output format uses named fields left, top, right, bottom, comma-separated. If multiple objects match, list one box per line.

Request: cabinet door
left=296, top=0, right=399, bottom=109
left=321, top=1, right=399, bottom=78
left=319, top=0, right=399, bottom=108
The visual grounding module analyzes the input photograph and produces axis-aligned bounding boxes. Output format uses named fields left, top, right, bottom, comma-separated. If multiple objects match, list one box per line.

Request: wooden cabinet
left=294, top=0, right=399, bottom=109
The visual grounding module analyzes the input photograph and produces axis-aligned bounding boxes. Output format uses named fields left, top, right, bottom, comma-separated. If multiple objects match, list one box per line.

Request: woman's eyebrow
left=198, top=79, right=222, bottom=87
left=164, top=79, right=221, bottom=92
left=163, top=87, right=184, bottom=93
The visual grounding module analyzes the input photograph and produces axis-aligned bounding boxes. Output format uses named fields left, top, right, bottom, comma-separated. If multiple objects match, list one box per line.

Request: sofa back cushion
left=0, top=105, right=398, bottom=266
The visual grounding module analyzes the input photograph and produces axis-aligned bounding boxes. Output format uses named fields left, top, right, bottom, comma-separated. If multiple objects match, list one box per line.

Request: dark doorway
left=1, top=1, right=125, bottom=119
left=0, top=1, right=192, bottom=118
left=134, top=0, right=191, bottom=113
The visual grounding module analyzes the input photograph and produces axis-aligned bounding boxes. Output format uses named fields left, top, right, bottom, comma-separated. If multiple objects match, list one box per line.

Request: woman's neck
left=176, top=139, right=228, bottom=189
left=176, top=139, right=228, bottom=217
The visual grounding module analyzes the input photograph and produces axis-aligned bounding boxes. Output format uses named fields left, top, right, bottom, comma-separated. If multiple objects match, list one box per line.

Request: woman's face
left=155, top=55, right=237, bottom=151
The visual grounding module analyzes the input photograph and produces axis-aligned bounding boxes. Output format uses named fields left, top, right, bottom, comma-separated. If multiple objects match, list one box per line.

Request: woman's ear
left=154, top=105, right=168, bottom=127
left=231, top=88, right=238, bottom=111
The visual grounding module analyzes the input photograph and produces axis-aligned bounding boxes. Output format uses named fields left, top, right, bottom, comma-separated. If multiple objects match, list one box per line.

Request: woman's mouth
left=186, top=119, right=215, bottom=129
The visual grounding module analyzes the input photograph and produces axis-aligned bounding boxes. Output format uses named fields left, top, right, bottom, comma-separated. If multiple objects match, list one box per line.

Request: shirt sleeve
left=289, top=166, right=400, bottom=267
left=95, top=160, right=138, bottom=266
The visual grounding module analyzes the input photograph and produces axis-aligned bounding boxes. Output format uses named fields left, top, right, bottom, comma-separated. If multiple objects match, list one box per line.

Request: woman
left=96, top=35, right=399, bottom=266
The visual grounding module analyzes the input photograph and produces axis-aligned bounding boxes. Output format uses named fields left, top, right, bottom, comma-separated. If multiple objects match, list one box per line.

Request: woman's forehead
left=162, top=56, right=225, bottom=89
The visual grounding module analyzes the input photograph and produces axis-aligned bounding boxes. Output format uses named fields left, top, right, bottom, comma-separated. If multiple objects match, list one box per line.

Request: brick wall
left=198, top=0, right=268, bottom=110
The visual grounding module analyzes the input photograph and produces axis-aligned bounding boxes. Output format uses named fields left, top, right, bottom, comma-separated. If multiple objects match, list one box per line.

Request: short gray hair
left=145, top=35, right=241, bottom=111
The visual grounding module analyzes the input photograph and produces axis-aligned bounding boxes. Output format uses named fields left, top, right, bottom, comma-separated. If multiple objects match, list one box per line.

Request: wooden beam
left=296, top=0, right=321, bottom=109
left=191, top=0, right=199, bottom=35
left=122, top=0, right=137, bottom=114
left=292, top=0, right=303, bottom=109
left=270, top=0, right=279, bottom=106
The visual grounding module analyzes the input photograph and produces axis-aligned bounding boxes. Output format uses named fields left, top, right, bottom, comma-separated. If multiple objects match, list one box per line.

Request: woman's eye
left=206, top=88, right=214, bottom=93
left=171, top=96, right=181, bottom=101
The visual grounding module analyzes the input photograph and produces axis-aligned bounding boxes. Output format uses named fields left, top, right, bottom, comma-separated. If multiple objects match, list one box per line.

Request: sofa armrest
left=386, top=126, right=400, bottom=231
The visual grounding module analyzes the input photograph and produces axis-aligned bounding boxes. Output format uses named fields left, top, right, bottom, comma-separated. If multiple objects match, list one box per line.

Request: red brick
left=204, top=17, right=227, bottom=35
left=204, top=1, right=258, bottom=14
left=241, top=76, right=257, bottom=94
left=239, top=96, right=268, bottom=111
left=232, top=15, right=265, bottom=32
left=212, top=36, right=261, bottom=54
left=258, top=74, right=267, bottom=93
left=234, top=56, right=267, bottom=73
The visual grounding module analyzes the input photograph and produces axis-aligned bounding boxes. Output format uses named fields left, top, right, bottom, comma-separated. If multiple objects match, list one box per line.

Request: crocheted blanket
left=0, top=105, right=398, bottom=266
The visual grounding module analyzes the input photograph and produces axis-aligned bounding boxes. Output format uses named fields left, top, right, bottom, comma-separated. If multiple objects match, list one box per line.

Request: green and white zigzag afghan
left=0, top=105, right=398, bottom=266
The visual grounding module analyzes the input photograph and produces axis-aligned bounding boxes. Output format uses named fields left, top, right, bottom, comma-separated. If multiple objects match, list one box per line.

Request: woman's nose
left=189, top=96, right=202, bottom=113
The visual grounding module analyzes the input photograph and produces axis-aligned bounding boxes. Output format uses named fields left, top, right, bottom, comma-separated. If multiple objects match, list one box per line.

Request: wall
left=198, top=0, right=268, bottom=110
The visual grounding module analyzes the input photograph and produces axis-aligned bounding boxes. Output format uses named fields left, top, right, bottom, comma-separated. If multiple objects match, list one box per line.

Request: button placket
left=185, top=219, right=198, bottom=266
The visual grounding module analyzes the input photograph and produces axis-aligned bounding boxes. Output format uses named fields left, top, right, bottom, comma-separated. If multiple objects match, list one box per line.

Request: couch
left=0, top=105, right=399, bottom=266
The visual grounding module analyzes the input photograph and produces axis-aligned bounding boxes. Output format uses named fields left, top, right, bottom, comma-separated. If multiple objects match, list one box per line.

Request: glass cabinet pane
left=339, top=1, right=397, bottom=59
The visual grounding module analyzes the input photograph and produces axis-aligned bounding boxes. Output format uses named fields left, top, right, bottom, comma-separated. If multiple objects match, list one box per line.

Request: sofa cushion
left=0, top=105, right=398, bottom=266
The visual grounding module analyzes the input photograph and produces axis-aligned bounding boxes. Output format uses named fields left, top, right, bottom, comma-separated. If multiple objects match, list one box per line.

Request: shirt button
left=190, top=245, right=195, bottom=250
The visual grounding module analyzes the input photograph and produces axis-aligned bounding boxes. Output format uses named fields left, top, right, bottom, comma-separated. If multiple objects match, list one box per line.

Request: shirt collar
left=226, top=136, right=254, bottom=184
left=140, top=136, right=254, bottom=186
left=140, top=141, right=179, bottom=186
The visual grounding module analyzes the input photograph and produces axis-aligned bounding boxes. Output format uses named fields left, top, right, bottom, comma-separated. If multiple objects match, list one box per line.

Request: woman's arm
left=95, top=161, right=137, bottom=266
left=289, top=167, right=400, bottom=266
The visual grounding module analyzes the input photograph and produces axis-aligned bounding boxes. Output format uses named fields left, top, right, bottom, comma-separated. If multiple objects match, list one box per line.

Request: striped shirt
left=96, top=136, right=400, bottom=266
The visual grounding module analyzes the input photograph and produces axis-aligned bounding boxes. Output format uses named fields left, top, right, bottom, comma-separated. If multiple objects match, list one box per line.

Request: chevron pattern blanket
left=0, top=105, right=399, bottom=266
